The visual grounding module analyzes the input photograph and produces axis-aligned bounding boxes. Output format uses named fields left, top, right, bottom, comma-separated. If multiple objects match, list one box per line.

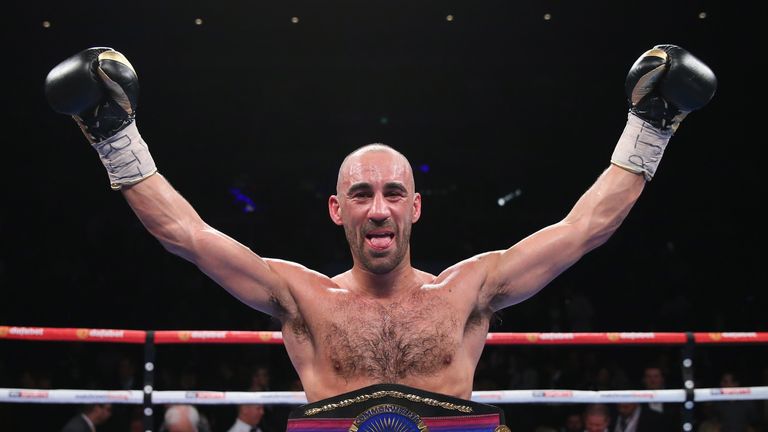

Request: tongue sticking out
left=368, top=234, right=394, bottom=249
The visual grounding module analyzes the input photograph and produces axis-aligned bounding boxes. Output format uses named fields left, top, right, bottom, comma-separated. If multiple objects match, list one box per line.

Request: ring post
left=143, top=330, right=156, bottom=432
left=681, top=332, right=696, bottom=431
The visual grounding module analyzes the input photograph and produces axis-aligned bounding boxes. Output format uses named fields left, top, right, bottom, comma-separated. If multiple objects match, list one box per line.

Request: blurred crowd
left=1, top=339, right=766, bottom=431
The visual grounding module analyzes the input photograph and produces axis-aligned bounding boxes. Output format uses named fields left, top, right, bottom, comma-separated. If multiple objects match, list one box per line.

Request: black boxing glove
left=46, top=47, right=156, bottom=190
left=611, top=45, right=717, bottom=180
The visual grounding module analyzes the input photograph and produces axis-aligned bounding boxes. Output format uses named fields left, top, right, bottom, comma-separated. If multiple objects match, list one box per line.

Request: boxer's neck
left=349, top=258, right=420, bottom=298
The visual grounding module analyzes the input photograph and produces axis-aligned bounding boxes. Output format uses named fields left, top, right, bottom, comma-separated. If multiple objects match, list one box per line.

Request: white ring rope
left=2, top=387, right=767, bottom=405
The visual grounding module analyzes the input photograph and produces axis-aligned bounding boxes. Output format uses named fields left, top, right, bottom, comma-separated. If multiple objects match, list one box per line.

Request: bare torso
left=118, top=154, right=643, bottom=403
left=269, top=258, right=495, bottom=402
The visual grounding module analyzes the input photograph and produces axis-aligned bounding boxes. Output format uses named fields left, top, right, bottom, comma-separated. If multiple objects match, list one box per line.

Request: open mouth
left=365, top=231, right=395, bottom=250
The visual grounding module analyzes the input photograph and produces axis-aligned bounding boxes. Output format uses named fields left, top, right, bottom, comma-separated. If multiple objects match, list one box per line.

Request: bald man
left=46, top=45, right=716, bottom=430
left=161, top=405, right=200, bottom=432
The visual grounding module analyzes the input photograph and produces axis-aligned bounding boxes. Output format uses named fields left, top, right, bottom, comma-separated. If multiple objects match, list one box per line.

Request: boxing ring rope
left=3, top=326, right=766, bottom=344
left=4, top=387, right=768, bottom=405
left=3, top=326, right=768, bottom=431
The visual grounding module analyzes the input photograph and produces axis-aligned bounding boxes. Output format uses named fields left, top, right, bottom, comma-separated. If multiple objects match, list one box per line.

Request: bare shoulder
left=262, top=258, right=339, bottom=315
left=433, top=251, right=504, bottom=285
left=415, top=268, right=437, bottom=283
left=264, top=258, right=337, bottom=289
left=428, top=251, right=513, bottom=313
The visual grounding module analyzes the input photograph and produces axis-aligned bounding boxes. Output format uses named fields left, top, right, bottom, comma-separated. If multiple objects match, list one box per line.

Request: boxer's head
left=330, top=144, right=421, bottom=274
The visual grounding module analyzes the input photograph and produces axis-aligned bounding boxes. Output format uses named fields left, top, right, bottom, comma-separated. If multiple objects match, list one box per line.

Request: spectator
left=250, top=365, right=272, bottom=391
left=227, top=403, right=267, bottom=432
left=612, top=403, right=667, bottom=432
left=60, top=404, right=112, bottom=432
left=641, top=365, right=678, bottom=429
left=160, top=404, right=211, bottom=432
left=560, top=411, right=583, bottom=432
left=713, top=371, right=759, bottom=432
left=584, top=404, right=611, bottom=432
left=117, top=356, right=137, bottom=390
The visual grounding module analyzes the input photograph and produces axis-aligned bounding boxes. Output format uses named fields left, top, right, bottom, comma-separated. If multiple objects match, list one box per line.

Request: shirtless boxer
left=45, top=45, right=716, bottom=430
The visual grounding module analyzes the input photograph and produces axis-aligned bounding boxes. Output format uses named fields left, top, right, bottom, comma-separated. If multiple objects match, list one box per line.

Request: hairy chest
left=315, top=291, right=482, bottom=382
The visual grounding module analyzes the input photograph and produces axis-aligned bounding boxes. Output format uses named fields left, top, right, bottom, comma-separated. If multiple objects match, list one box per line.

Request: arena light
left=497, top=189, right=522, bottom=207
left=229, top=187, right=258, bottom=213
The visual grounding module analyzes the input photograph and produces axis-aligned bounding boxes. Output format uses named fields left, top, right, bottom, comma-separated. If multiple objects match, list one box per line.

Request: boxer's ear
left=412, top=192, right=422, bottom=223
left=329, top=195, right=343, bottom=226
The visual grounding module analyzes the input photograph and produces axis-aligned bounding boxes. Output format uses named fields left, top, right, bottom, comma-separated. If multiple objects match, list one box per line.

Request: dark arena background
left=0, top=1, right=764, bottom=431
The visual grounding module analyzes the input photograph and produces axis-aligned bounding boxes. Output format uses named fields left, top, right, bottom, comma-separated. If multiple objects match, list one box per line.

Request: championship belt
left=287, top=384, right=510, bottom=432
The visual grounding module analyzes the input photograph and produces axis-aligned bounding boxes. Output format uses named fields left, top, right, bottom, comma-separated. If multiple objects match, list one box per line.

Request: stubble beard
left=345, top=223, right=412, bottom=275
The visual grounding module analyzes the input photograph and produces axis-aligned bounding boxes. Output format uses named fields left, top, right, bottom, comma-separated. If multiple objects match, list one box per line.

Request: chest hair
left=322, top=292, right=467, bottom=382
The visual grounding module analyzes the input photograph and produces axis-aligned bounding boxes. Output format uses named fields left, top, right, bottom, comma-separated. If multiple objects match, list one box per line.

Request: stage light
left=229, top=188, right=258, bottom=213
left=497, top=189, right=522, bottom=207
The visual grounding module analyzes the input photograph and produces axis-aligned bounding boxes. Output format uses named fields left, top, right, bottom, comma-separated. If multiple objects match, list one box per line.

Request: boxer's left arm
left=479, top=45, right=717, bottom=311
left=480, top=166, right=644, bottom=311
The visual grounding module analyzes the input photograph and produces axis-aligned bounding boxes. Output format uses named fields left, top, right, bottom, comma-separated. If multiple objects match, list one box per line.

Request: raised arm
left=121, top=174, right=291, bottom=316
left=482, top=45, right=717, bottom=311
left=45, top=47, right=294, bottom=316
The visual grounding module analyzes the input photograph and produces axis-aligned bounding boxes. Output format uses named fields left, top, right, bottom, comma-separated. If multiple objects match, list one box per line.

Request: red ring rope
left=1, top=326, right=766, bottom=345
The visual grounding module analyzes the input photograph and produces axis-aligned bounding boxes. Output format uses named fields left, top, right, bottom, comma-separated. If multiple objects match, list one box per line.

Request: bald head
left=329, top=143, right=422, bottom=275
left=336, top=144, right=415, bottom=194
left=164, top=405, right=199, bottom=432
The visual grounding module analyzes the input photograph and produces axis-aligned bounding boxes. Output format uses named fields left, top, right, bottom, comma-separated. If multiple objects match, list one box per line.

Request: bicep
left=484, top=221, right=586, bottom=311
left=123, top=175, right=295, bottom=316
left=189, top=226, right=294, bottom=317
left=485, top=167, right=645, bottom=310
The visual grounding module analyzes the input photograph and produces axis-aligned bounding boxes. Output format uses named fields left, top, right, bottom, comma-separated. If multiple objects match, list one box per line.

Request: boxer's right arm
left=121, top=175, right=291, bottom=316
left=46, top=48, right=295, bottom=316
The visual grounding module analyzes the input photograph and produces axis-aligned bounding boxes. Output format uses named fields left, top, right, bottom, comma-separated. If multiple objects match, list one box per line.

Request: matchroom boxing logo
left=532, top=390, right=574, bottom=398
left=185, top=391, right=226, bottom=400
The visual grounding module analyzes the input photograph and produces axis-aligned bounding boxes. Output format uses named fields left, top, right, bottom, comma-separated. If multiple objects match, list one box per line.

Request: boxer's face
left=330, top=148, right=421, bottom=274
